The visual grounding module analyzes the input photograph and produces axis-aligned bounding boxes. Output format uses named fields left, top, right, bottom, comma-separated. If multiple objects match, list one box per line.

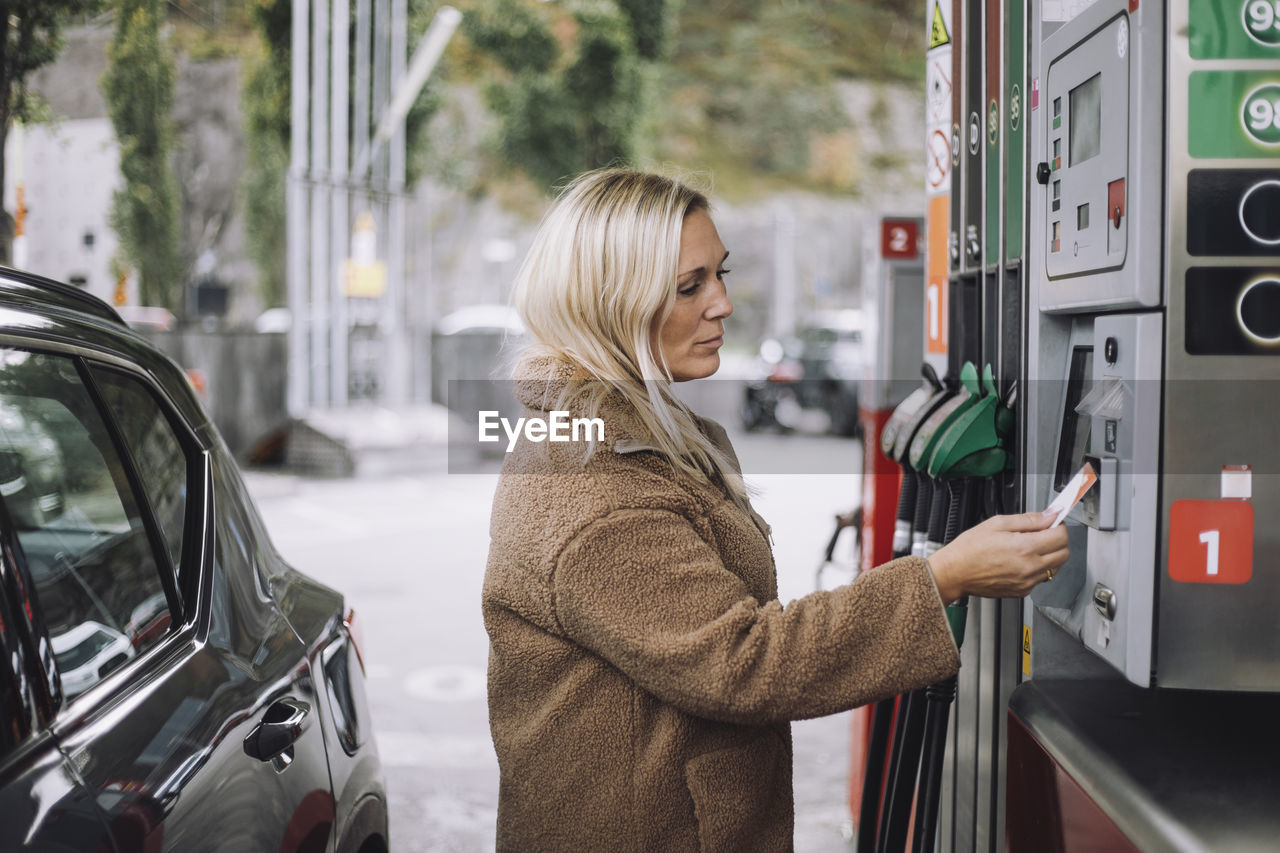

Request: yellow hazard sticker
left=930, top=2, right=951, bottom=49
left=1021, top=625, right=1031, bottom=676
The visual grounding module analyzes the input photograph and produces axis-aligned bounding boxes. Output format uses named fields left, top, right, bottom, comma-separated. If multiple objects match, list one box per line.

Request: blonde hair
left=512, top=168, right=747, bottom=503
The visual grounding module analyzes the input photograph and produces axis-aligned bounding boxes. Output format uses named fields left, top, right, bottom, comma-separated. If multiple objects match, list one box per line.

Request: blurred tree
left=661, top=2, right=852, bottom=183
left=463, top=0, right=661, bottom=191
left=241, top=0, right=289, bottom=308
left=615, top=0, right=679, bottom=61
left=0, top=0, right=106, bottom=265
left=103, top=0, right=183, bottom=310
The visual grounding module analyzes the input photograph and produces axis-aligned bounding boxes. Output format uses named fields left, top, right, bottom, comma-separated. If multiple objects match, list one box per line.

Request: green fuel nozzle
left=945, top=596, right=969, bottom=644
left=907, top=362, right=983, bottom=471
left=926, top=364, right=1014, bottom=481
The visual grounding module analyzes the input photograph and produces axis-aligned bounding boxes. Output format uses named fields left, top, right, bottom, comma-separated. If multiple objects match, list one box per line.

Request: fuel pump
left=856, top=367, right=947, bottom=853
left=1005, top=0, right=1280, bottom=849
left=876, top=362, right=986, bottom=853
left=912, top=365, right=1015, bottom=853
left=850, top=217, right=928, bottom=843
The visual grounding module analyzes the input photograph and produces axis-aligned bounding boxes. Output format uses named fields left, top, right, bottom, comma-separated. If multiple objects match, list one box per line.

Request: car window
left=0, top=349, right=173, bottom=703
left=88, top=366, right=189, bottom=583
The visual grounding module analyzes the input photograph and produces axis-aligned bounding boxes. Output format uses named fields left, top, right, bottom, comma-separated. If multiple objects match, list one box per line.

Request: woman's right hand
left=927, top=511, right=1070, bottom=604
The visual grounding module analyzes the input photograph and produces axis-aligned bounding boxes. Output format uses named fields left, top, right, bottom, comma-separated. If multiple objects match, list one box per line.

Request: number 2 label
left=889, top=227, right=909, bottom=254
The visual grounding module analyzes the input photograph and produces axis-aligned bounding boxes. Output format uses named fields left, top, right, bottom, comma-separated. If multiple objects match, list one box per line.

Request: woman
left=483, top=169, right=1068, bottom=852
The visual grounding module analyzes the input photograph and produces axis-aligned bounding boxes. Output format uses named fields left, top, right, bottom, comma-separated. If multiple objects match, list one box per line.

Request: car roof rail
left=0, top=266, right=126, bottom=327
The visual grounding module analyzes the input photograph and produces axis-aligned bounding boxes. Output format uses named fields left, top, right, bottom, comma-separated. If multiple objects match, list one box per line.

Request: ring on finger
left=1045, top=567, right=1054, bottom=582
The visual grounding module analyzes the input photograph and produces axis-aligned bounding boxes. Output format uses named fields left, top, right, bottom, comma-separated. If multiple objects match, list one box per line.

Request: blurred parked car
left=740, top=310, right=867, bottom=437
left=0, top=268, right=387, bottom=852
left=0, top=399, right=67, bottom=528
left=50, top=620, right=135, bottom=701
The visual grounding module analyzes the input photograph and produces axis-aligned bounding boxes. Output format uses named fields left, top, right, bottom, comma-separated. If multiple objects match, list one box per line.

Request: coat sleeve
left=552, top=507, right=961, bottom=725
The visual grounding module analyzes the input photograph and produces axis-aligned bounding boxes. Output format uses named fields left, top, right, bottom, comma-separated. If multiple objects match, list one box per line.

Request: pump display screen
left=1070, top=73, right=1102, bottom=166
left=1054, top=346, right=1094, bottom=492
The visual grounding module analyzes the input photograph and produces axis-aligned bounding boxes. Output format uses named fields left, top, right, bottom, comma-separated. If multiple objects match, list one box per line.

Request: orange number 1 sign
left=1168, top=500, right=1253, bottom=584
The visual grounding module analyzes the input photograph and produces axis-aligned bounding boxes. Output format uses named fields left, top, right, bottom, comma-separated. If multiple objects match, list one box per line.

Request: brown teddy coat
left=483, top=359, right=961, bottom=852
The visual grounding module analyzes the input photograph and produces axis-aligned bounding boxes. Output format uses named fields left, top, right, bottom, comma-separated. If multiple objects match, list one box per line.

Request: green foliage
left=615, top=0, right=679, bottom=61
left=241, top=0, right=290, bottom=307
left=167, top=2, right=256, bottom=61
left=659, top=1, right=852, bottom=183
left=2, top=0, right=105, bottom=120
left=404, top=3, right=447, bottom=188
left=463, top=0, right=649, bottom=191
left=453, top=0, right=914, bottom=197
left=104, top=0, right=184, bottom=310
left=463, top=0, right=557, bottom=74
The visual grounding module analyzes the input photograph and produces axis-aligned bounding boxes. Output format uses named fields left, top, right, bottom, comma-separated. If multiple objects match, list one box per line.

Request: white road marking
left=284, top=499, right=370, bottom=536
left=422, top=793, right=498, bottom=837
left=376, top=732, right=497, bottom=769
left=405, top=664, right=487, bottom=702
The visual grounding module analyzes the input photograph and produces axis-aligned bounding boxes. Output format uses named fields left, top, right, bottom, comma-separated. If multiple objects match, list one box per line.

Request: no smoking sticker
left=927, top=129, right=952, bottom=189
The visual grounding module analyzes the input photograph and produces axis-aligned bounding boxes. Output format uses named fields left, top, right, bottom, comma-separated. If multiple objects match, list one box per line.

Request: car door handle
left=243, top=699, right=311, bottom=764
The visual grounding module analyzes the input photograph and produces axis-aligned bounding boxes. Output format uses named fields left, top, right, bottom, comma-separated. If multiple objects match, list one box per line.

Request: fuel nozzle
left=883, top=364, right=950, bottom=559
left=907, top=362, right=983, bottom=558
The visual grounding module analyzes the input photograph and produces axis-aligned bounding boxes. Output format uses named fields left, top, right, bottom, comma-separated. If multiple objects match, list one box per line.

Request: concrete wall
left=138, top=328, right=288, bottom=458
left=5, top=120, right=122, bottom=302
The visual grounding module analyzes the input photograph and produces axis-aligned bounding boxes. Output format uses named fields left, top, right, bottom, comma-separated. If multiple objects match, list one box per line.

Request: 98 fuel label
left=1241, top=82, right=1280, bottom=146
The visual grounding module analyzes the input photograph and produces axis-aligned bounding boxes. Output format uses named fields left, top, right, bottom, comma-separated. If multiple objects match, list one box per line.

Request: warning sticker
left=1021, top=625, right=1031, bottom=676
left=927, top=57, right=952, bottom=124
left=930, top=2, right=951, bottom=49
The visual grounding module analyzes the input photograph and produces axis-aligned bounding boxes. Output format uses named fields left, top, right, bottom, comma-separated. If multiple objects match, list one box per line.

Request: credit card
left=1044, top=462, right=1098, bottom=528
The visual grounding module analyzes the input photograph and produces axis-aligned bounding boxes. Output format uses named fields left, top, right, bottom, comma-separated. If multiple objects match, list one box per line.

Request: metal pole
left=385, top=0, right=408, bottom=407
left=773, top=205, right=797, bottom=339
left=330, top=0, right=350, bottom=407
left=414, top=178, right=433, bottom=404
left=372, top=0, right=390, bottom=405
left=287, top=0, right=310, bottom=416
left=372, top=0, right=390, bottom=184
left=355, top=0, right=371, bottom=158
left=309, top=0, right=331, bottom=407
left=354, top=0, right=372, bottom=346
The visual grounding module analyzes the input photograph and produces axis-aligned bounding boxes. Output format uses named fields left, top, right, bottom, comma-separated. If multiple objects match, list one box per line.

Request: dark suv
left=0, top=269, right=388, bottom=852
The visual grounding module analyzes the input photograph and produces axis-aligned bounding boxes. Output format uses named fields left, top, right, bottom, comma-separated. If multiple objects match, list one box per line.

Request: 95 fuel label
left=1244, top=0, right=1280, bottom=46
left=1191, top=0, right=1280, bottom=57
